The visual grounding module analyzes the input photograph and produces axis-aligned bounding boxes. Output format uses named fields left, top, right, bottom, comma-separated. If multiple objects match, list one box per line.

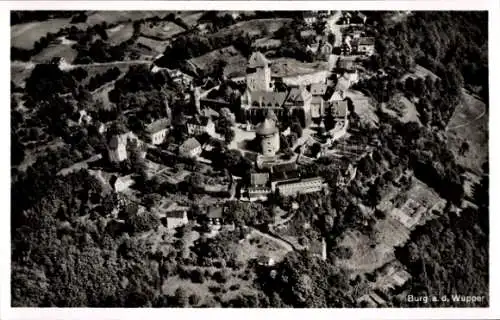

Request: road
left=11, top=59, right=152, bottom=72
left=325, top=11, right=343, bottom=47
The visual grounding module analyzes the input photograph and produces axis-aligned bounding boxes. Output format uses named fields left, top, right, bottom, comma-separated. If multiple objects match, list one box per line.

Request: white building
left=146, top=118, right=170, bottom=145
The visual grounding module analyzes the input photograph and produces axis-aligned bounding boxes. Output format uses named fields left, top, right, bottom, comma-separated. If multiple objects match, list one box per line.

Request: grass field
left=400, top=64, right=440, bottom=82
left=11, top=18, right=78, bottom=50
left=141, top=21, right=185, bottom=40
left=446, top=90, right=488, bottom=174
left=177, top=11, right=204, bottom=28
left=106, top=23, right=135, bottom=45
left=31, top=42, right=78, bottom=64
left=212, top=18, right=291, bottom=39
left=85, top=11, right=170, bottom=26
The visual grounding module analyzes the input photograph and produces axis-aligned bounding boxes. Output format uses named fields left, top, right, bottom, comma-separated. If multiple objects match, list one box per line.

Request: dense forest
left=366, top=11, right=488, bottom=101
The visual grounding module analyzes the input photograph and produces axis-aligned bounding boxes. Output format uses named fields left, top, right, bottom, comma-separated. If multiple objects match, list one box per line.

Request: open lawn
left=446, top=90, right=488, bottom=174
left=271, top=58, right=330, bottom=78
left=106, top=23, right=135, bottom=45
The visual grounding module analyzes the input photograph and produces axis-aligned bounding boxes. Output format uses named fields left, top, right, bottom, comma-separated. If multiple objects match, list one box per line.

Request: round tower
left=256, top=115, right=280, bottom=157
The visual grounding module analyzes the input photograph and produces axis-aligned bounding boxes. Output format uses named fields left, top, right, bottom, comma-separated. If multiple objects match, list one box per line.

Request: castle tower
left=246, top=52, right=272, bottom=92
left=256, top=111, right=280, bottom=157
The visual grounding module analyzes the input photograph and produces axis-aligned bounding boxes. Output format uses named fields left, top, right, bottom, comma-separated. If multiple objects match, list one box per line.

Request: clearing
left=344, top=89, right=379, bottom=128
left=380, top=93, right=421, bottom=125
left=177, top=12, right=204, bottom=28
left=446, top=90, right=488, bottom=174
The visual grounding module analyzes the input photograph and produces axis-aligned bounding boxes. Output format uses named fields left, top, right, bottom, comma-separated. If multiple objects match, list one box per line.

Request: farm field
left=106, top=23, right=135, bottom=45
left=85, top=11, right=170, bottom=26
left=11, top=18, right=80, bottom=50
left=271, top=58, right=329, bottom=77
left=446, top=90, right=488, bottom=174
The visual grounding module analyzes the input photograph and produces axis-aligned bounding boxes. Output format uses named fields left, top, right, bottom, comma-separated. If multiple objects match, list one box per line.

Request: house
left=356, top=37, right=375, bottom=56
left=145, top=118, right=170, bottom=145
left=186, top=116, right=216, bottom=136
left=110, top=174, right=135, bottom=193
left=329, top=100, right=349, bottom=122
left=165, top=68, right=194, bottom=87
left=205, top=206, right=224, bottom=226
left=303, top=12, right=318, bottom=25
left=248, top=172, right=271, bottom=199
left=179, top=138, right=202, bottom=158
left=274, top=177, right=326, bottom=196
left=252, top=37, right=282, bottom=51
left=155, top=201, right=189, bottom=229
left=307, top=41, right=333, bottom=57
left=309, top=237, right=327, bottom=260
left=310, top=83, right=328, bottom=97
left=256, top=255, right=275, bottom=267
left=107, top=131, right=140, bottom=163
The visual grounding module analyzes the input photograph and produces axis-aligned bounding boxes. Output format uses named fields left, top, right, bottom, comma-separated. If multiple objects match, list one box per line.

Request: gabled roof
left=248, top=52, right=271, bottom=68
left=310, top=83, right=328, bottom=96
left=146, top=118, right=170, bottom=134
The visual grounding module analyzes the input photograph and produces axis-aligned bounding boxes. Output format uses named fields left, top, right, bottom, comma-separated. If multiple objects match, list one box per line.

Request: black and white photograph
left=5, top=1, right=497, bottom=318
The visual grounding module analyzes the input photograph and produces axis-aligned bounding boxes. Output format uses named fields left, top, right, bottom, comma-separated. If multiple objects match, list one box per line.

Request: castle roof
left=248, top=51, right=271, bottom=68
left=255, top=118, right=278, bottom=136
left=249, top=90, right=288, bottom=107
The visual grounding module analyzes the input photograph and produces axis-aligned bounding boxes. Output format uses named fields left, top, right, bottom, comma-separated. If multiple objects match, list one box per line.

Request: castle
left=240, top=52, right=313, bottom=127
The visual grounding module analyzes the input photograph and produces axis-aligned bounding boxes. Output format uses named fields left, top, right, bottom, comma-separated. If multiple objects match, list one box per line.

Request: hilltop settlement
left=11, top=10, right=488, bottom=308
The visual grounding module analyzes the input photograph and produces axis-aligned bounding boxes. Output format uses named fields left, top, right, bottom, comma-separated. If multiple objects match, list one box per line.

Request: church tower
left=246, top=52, right=272, bottom=92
